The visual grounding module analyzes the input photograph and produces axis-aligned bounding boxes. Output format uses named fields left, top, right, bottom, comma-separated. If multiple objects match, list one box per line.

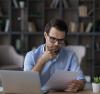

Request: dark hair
left=44, top=19, right=68, bottom=35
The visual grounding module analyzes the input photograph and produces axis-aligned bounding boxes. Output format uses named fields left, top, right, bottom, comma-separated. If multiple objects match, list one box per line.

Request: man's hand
left=65, top=80, right=85, bottom=93
left=32, top=49, right=58, bottom=73
left=41, top=50, right=58, bottom=63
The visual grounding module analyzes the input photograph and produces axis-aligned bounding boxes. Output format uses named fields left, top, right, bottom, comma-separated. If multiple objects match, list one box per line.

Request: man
left=24, top=19, right=85, bottom=92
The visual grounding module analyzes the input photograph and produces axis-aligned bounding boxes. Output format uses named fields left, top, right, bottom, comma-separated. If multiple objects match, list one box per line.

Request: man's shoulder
left=62, top=47, right=75, bottom=54
left=27, top=44, right=44, bottom=55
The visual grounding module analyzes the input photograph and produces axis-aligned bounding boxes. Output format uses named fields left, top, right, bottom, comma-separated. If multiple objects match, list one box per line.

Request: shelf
left=0, top=32, right=10, bottom=35
left=67, top=32, right=95, bottom=35
left=0, top=16, right=8, bottom=19
left=28, top=0, right=44, bottom=3
left=80, top=0, right=93, bottom=2
left=79, top=16, right=94, bottom=20
left=28, top=13, right=44, bottom=18
left=45, top=7, right=78, bottom=11
left=95, top=50, right=100, bottom=53
left=28, top=14, right=44, bottom=19
left=0, top=32, right=25, bottom=35
left=8, top=32, right=100, bottom=36
left=2, top=31, right=44, bottom=36
left=23, top=32, right=43, bottom=35
left=94, top=65, right=100, bottom=68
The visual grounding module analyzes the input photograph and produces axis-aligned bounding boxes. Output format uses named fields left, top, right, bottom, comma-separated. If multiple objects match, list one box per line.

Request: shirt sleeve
left=24, top=51, right=35, bottom=71
left=69, top=53, right=85, bottom=80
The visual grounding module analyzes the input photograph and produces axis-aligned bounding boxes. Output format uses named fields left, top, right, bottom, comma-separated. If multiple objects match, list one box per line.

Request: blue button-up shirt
left=24, top=44, right=85, bottom=86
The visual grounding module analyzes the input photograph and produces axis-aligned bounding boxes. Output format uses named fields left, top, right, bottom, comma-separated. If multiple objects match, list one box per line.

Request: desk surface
left=0, top=83, right=99, bottom=94
left=48, top=89, right=96, bottom=94
left=0, top=90, right=99, bottom=94
left=0, top=90, right=98, bottom=94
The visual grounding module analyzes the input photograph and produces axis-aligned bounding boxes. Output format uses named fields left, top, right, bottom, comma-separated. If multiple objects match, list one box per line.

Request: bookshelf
left=0, top=0, right=100, bottom=79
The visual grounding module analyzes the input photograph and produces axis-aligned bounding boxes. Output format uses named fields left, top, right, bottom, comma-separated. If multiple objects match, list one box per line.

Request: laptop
left=0, top=70, right=42, bottom=94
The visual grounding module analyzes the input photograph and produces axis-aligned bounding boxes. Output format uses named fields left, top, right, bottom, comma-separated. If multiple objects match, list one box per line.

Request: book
left=28, top=21, right=37, bottom=32
left=50, top=0, right=69, bottom=8
left=79, top=22, right=84, bottom=32
left=68, top=22, right=78, bottom=32
left=50, top=0, right=57, bottom=8
left=55, top=0, right=59, bottom=8
left=50, top=0, right=60, bottom=8
left=79, top=5, right=87, bottom=17
left=12, top=0, right=18, bottom=8
left=88, top=9, right=93, bottom=16
left=85, top=22, right=93, bottom=33
left=4, top=19, right=10, bottom=32
left=63, top=0, right=69, bottom=8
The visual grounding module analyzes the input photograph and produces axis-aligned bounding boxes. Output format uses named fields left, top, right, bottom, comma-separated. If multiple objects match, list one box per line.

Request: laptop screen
left=0, top=70, right=42, bottom=94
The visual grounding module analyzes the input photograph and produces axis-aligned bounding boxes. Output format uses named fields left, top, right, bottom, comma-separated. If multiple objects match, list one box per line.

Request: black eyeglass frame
left=48, top=35, right=65, bottom=44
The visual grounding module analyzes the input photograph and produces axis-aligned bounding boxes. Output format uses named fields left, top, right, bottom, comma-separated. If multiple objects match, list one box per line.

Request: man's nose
left=54, top=40, right=59, bottom=45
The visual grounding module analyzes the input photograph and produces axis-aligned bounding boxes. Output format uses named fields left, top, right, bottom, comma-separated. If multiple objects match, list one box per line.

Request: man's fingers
left=65, top=81, right=81, bottom=93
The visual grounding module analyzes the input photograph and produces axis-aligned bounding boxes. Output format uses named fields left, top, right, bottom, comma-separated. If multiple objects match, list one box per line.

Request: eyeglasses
left=48, top=35, right=65, bottom=44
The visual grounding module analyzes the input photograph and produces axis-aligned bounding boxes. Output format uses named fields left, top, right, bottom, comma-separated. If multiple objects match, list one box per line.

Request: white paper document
left=42, top=70, right=80, bottom=90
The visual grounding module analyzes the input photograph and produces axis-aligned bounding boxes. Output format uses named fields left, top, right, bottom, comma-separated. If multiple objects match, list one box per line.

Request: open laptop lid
left=0, top=70, right=42, bottom=94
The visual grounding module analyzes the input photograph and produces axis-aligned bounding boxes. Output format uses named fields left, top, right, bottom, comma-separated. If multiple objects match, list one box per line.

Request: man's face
left=44, top=27, right=65, bottom=54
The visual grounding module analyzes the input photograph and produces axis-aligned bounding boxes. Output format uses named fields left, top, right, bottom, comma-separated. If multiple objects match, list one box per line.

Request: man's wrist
left=79, top=80, right=85, bottom=90
left=40, top=55, right=49, bottom=63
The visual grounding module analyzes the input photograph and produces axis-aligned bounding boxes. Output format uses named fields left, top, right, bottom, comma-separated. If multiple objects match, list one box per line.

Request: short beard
left=46, top=45, right=60, bottom=54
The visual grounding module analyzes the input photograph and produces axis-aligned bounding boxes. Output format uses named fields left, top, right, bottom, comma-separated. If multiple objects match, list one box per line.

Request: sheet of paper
left=42, top=70, right=80, bottom=90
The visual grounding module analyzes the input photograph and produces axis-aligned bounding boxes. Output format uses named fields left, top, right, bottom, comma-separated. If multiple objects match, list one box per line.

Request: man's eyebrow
left=49, top=36, right=65, bottom=40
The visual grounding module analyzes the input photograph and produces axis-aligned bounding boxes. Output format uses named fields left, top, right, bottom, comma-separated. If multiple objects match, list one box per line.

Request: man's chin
left=47, top=46, right=60, bottom=52
left=54, top=50, right=60, bottom=54
left=48, top=48, right=59, bottom=53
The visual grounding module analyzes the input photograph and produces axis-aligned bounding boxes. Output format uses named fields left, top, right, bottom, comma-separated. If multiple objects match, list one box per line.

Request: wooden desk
left=48, top=89, right=99, bottom=94
left=0, top=90, right=99, bottom=94
left=47, top=83, right=95, bottom=94
left=0, top=83, right=99, bottom=94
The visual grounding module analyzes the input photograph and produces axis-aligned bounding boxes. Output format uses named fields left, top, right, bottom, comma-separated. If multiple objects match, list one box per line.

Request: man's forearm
left=79, top=80, right=86, bottom=90
left=32, top=50, right=56, bottom=73
left=32, top=57, right=46, bottom=73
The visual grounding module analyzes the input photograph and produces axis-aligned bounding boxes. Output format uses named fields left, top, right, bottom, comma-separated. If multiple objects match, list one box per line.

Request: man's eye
left=50, top=37, right=56, bottom=40
left=59, top=39, right=64, bottom=41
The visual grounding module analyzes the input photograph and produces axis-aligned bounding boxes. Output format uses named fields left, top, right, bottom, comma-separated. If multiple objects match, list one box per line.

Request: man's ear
left=44, top=32, right=47, bottom=39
